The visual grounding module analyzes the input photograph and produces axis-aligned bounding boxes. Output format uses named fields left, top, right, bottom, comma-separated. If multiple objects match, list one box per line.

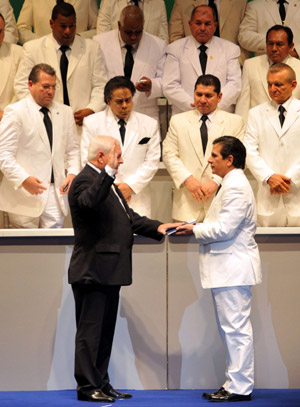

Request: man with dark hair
left=163, top=5, right=241, bottom=115
left=163, top=74, right=245, bottom=222
left=68, top=135, right=176, bottom=402
left=0, top=63, right=80, bottom=228
left=93, top=5, right=166, bottom=121
left=245, top=62, right=300, bottom=227
left=81, top=76, right=160, bottom=217
left=0, top=0, right=18, bottom=43
left=14, top=0, right=106, bottom=128
left=177, top=136, right=262, bottom=402
left=236, top=25, right=300, bottom=121
left=17, top=0, right=98, bottom=44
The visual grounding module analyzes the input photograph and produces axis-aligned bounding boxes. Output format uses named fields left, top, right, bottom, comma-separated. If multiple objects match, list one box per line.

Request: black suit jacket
left=68, top=164, right=163, bottom=286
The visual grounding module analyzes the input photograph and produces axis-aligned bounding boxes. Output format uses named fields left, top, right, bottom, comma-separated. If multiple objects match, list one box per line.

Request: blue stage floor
left=0, top=389, right=300, bottom=407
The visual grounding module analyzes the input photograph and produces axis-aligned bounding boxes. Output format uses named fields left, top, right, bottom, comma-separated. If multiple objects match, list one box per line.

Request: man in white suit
left=163, top=74, right=245, bottom=222
left=163, top=5, right=241, bottom=115
left=238, top=0, right=300, bottom=58
left=93, top=5, right=166, bottom=121
left=0, top=13, right=23, bottom=121
left=17, top=0, right=98, bottom=44
left=236, top=25, right=300, bottom=121
left=81, top=76, right=160, bottom=217
left=0, top=63, right=80, bottom=228
left=168, top=0, right=249, bottom=63
left=14, top=1, right=106, bottom=128
left=96, top=0, right=168, bottom=43
left=245, top=63, right=300, bottom=227
left=0, top=0, right=18, bottom=43
left=177, top=136, right=262, bottom=402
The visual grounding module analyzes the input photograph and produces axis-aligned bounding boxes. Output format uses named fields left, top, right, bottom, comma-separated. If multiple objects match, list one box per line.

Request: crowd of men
left=2, top=0, right=298, bottom=403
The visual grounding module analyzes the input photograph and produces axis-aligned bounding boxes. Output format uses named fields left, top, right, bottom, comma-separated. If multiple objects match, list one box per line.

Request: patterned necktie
left=40, top=107, right=54, bottom=182
left=118, top=118, right=126, bottom=144
left=199, top=44, right=208, bottom=74
left=208, top=0, right=220, bottom=36
left=124, top=44, right=134, bottom=78
left=60, top=45, right=70, bottom=105
left=278, top=105, right=286, bottom=127
left=277, top=0, right=286, bottom=23
left=200, top=115, right=208, bottom=154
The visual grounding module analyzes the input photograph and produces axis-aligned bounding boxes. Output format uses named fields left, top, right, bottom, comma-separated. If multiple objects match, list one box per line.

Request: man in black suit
left=68, top=135, right=174, bottom=403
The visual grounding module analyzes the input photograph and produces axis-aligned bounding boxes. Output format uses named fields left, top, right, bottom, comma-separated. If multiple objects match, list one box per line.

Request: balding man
left=236, top=25, right=300, bottom=121
left=245, top=63, right=300, bottom=226
left=93, top=5, right=166, bottom=121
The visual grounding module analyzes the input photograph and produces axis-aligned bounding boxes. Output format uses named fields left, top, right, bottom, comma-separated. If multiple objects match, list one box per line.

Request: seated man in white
left=163, top=5, right=241, bottom=116
left=14, top=1, right=107, bottom=129
left=96, top=0, right=168, bottom=43
left=17, top=0, right=98, bottom=44
left=236, top=25, right=300, bottom=121
left=245, top=63, right=300, bottom=226
left=81, top=76, right=160, bottom=217
left=0, top=0, right=18, bottom=43
left=93, top=5, right=166, bottom=122
left=163, top=74, right=245, bottom=222
left=0, top=63, right=80, bottom=228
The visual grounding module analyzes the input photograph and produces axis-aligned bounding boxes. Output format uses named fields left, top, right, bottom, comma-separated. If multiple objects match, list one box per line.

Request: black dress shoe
left=209, top=389, right=251, bottom=402
left=103, top=387, right=132, bottom=399
left=203, top=387, right=225, bottom=399
left=77, top=389, right=115, bottom=402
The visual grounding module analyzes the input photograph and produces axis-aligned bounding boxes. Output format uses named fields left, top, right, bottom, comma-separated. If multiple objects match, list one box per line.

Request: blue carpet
left=0, top=389, right=299, bottom=406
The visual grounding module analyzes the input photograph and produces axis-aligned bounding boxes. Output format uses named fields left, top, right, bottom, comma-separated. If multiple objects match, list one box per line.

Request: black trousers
left=72, top=283, right=121, bottom=391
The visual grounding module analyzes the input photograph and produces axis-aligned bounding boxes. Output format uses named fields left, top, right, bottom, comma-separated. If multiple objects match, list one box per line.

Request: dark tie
left=278, top=105, right=286, bottom=127
left=199, top=44, right=208, bottom=74
left=124, top=44, right=134, bottom=78
left=40, top=107, right=54, bottom=183
left=118, top=118, right=126, bottom=144
left=208, top=0, right=220, bottom=37
left=60, top=45, right=70, bottom=105
left=200, top=115, right=208, bottom=154
left=278, top=0, right=286, bottom=23
left=132, top=0, right=140, bottom=6
left=215, top=184, right=222, bottom=196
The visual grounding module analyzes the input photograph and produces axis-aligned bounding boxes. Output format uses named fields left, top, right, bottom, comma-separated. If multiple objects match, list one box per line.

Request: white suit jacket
left=97, top=0, right=168, bottom=43
left=163, top=35, right=241, bottom=115
left=17, top=0, right=98, bottom=44
left=14, top=34, right=107, bottom=114
left=81, top=107, right=160, bottom=216
left=194, top=168, right=262, bottom=289
left=0, top=0, right=18, bottom=43
left=93, top=30, right=166, bottom=120
left=168, top=0, right=249, bottom=63
left=0, top=42, right=23, bottom=112
left=238, top=0, right=300, bottom=56
left=236, top=54, right=300, bottom=121
left=0, top=96, right=80, bottom=217
left=163, top=108, right=245, bottom=221
left=245, top=97, right=300, bottom=217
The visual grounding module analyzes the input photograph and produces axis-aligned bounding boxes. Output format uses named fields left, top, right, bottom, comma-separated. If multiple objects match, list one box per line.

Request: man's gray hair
left=87, top=135, right=117, bottom=161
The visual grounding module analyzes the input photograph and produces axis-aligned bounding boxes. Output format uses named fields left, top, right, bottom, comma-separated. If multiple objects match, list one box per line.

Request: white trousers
left=211, top=285, right=254, bottom=395
left=8, top=185, right=64, bottom=229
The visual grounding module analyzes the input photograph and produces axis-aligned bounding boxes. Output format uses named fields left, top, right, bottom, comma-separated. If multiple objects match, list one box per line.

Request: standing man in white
left=245, top=63, right=300, bottom=227
left=17, top=0, right=98, bottom=44
left=163, top=5, right=241, bottom=115
left=177, top=136, right=262, bottom=402
left=0, top=63, right=80, bottom=228
left=96, top=0, right=168, bottom=43
left=0, top=0, right=18, bottom=43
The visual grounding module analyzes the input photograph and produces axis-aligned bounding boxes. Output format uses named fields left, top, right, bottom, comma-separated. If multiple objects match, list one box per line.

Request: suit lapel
left=286, top=0, right=300, bottom=24
left=265, top=0, right=282, bottom=23
left=281, top=101, right=300, bottom=135
left=206, top=37, right=221, bottom=75
left=259, top=56, right=271, bottom=100
left=44, top=35, right=61, bottom=81
left=131, top=34, right=147, bottom=82
left=186, top=37, right=202, bottom=76
left=68, top=35, right=84, bottom=79
left=219, top=0, right=232, bottom=32
left=27, top=98, right=52, bottom=156
left=187, top=111, right=205, bottom=164
left=0, top=44, right=12, bottom=98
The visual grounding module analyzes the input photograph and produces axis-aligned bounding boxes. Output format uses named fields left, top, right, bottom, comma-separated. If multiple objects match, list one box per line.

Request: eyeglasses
left=40, top=84, right=59, bottom=91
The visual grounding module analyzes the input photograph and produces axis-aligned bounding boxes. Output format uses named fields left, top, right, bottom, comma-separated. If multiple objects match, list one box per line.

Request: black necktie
left=199, top=44, right=208, bottom=74
left=278, top=105, right=286, bottom=127
left=200, top=115, right=208, bottom=154
left=40, top=107, right=54, bottom=183
left=118, top=118, right=126, bottom=144
left=124, top=44, right=134, bottom=78
left=132, top=0, right=140, bottom=6
left=278, top=0, right=286, bottom=23
left=208, top=0, right=220, bottom=37
left=60, top=45, right=70, bottom=105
